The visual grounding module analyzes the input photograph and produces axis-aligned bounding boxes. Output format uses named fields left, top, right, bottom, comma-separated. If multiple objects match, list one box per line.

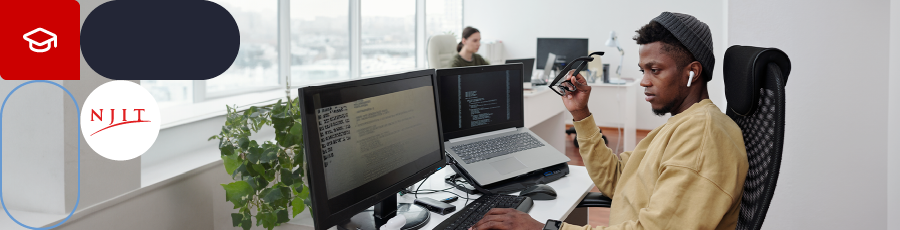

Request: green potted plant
left=209, top=91, right=311, bottom=230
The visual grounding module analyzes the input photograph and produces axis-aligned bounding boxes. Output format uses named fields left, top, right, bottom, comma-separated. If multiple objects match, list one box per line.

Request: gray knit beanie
left=652, top=12, right=714, bottom=82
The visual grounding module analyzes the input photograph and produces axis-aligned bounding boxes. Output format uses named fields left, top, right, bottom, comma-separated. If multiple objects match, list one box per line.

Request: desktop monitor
left=536, top=38, right=588, bottom=69
left=298, top=69, right=446, bottom=230
left=505, top=58, right=535, bottom=83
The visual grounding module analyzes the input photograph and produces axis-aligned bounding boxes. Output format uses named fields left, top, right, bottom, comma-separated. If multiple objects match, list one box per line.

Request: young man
left=469, top=12, right=749, bottom=230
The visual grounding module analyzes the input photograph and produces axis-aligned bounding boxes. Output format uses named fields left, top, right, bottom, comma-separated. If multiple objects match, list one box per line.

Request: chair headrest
left=723, top=45, right=791, bottom=116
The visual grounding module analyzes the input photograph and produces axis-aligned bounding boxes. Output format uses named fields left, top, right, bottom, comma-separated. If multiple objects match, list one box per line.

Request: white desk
left=405, top=165, right=594, bottom=229
left=581, top=82, right=637, bottom=152
left=281, top=166, right=595, bottom=230
left=523, top=87, right=568, bottom=154
left=525, top=82, right=638, bottom=152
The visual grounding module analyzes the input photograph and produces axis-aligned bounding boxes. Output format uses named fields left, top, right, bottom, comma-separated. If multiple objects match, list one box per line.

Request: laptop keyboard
left=450, top=133, right=544, bottom=164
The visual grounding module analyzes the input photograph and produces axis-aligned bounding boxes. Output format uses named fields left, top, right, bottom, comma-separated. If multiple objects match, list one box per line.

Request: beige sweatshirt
left=562, top=99, right=748, bottom=230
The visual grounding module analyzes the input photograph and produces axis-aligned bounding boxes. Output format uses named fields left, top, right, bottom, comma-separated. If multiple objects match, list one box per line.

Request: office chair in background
left=427, top=34, right=457, bottom=69
left=576, top=45, right=791, bottom=230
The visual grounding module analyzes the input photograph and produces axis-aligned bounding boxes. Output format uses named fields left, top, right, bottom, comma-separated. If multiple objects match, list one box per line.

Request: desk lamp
left=605, top=31, right=626, bottom=84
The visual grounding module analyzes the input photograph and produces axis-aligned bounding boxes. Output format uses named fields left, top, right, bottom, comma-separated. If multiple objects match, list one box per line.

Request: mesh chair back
left=723, top=46, right=790, bottom=230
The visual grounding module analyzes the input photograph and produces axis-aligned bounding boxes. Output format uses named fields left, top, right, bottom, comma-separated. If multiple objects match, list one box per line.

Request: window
left=143, top=0, right=463, bottom=110
left=426, top=0, right=463, bottom=40
left=290, top=0, right=350, bottom=86
left=205, top=0, right=279, bottom=97
left=142, top=80, right=192, bottom=108
left=361, top=0, right=416, bottom=76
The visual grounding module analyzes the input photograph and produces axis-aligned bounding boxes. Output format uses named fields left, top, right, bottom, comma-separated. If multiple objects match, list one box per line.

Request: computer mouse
left=519, top=184, right=557, bottom=200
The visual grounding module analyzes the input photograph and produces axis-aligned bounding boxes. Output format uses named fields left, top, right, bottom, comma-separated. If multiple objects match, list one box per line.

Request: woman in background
left=452, top=26, right=490, bottom=67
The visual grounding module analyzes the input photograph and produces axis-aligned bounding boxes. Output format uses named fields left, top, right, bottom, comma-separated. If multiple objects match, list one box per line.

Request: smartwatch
left=543, top=219, right=562, bottom=230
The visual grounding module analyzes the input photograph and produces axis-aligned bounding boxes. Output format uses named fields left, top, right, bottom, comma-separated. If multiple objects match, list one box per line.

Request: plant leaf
left=261, top=186, right=283, bottom=203
left=279, top=186, right=292, bottom=201
left=263, top=167, right=276, bottom=182
left=221, top=181, right=253, bottom=209
left=232, top=163, right=249, bottom=179
left=223, top=154, right=241, bottom=176
left=231, top=213, right=243, bottom=227
left=291, top=196, right=305, bottom=218
left=290, top=121, right=303, bottom=144
left=241, top=217, right=252, bottom=230
left=243, top=176, right=266, bottom=191
left=247, top=147, right=262, bottom=164
left=272, top=100, right=284, bottom=113
left=219, top=144, right=234, bottom=157
left=289, top=123, right=302, bottom=137
left=292, top=183, right=304, bottom=195
left=250, top=164, right=266, bottom=179
left=299, top=184, right=310, bottom=199
left=276, top=209, right=289, bottom=224
left=277, top=149, right=290, bottom=167
left=304, top=198, right=313, bottom=215
left=293, top=148, right=304, bottom=168
left=208, top=135, right=219, bottom=141
left=259, top=147, right=278, bottom=163
left=281, top=168, right=293, bottom=186
left=238, top=137, right=250, bottom=150
left=258, top=211, right=277, bottom=229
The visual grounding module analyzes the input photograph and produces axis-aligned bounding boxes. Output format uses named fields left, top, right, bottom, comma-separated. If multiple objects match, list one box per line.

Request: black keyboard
left=434, top=194, right=533, bottom=230
left=450, top=133, right=544, bottom=164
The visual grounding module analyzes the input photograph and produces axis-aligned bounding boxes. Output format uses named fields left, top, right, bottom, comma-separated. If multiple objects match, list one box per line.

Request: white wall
left=61, top=0, right=142, bottom=214
left=889, top=0, right=900, bottom=228
left=47, top=162, right=227, bottom=230
left=0, top=81, right=65, bottom=214
left=729, top=0, right=889, bottom=229
left=464, top=0, right=727, bottom=130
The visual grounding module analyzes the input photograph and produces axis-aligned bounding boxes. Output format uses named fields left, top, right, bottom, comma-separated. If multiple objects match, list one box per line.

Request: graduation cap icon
left=23, top=28, right=57, bottom=53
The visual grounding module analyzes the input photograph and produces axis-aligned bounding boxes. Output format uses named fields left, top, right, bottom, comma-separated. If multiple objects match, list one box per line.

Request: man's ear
left=689, top=61, right=703, bottom=85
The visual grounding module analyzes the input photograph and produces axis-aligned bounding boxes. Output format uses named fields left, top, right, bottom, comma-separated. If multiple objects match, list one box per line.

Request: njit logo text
left=89, top=109, right=150, bottom=136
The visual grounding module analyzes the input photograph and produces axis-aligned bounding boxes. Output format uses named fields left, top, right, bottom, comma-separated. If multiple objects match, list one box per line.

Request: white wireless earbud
left=687, top=71, right=695, bottom=87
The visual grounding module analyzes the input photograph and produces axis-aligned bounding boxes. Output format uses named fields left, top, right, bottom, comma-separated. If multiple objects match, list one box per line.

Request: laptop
left=436, top=63, right=570, bottom=186
left=504, top=58, right=535, bottom=89
left=534, top=53, right=556, bottom=85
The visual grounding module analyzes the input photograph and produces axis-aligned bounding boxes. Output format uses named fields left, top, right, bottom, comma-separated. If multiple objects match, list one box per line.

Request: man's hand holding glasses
left=560, top=70, right=592, bottom=121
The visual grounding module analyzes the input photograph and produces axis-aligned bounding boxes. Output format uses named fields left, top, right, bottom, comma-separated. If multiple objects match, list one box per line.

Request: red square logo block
left=0, top=0, right=80, bottom=80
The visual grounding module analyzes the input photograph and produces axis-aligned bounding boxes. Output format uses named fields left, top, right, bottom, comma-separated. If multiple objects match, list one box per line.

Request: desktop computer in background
left=536, top=38, right=589, bottom=70
left=298, top=69, right=446, bottom=230
left=505, top=58, right=536, bottom=89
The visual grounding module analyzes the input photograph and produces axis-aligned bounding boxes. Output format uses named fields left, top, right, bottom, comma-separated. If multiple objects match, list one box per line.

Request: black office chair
left=576, top=45, right=790, bottom=230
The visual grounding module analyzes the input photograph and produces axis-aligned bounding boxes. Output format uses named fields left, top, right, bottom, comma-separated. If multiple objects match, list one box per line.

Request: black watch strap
left=543, top=219, right=563, bottom=230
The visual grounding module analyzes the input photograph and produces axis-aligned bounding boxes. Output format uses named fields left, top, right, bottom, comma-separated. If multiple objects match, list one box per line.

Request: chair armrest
left=577, top=192, right=612, bottom=208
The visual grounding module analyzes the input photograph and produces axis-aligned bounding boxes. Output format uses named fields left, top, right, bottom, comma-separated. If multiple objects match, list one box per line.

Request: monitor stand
left=338, top=195, right=429, bottom=230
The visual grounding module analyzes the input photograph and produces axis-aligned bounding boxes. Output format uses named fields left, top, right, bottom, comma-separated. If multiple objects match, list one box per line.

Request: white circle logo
left=80, top=80, right=160, bottom=161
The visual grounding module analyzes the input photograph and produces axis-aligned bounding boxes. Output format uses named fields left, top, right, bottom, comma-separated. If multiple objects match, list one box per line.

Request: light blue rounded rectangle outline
left=1, top=80, right=81, bottom=230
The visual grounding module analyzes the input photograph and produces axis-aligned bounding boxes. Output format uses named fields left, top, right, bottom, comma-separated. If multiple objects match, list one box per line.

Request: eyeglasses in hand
left=549, top=51, right=604, bottom=97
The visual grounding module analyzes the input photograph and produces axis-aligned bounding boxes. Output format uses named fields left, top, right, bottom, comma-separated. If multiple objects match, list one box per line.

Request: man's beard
left=652, top=99, right=677, bottom=116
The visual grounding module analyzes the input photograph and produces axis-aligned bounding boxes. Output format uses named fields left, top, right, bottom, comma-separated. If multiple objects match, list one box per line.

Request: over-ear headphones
left=687, top=71, right=695, bottom=87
